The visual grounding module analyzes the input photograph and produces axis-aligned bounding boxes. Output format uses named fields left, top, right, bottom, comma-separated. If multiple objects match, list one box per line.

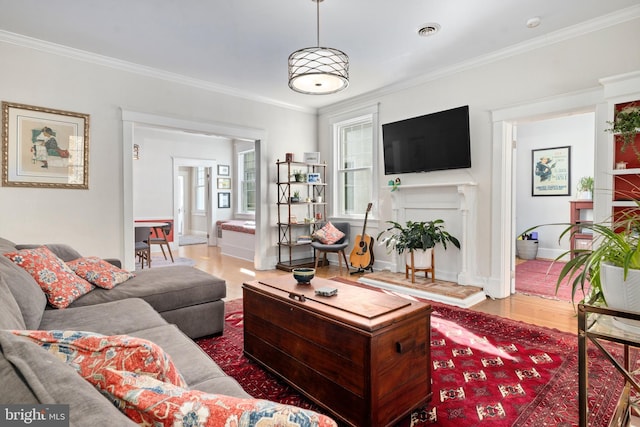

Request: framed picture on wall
left=2, top=101, right=90, bottom=189
left=532, top=146, right=571, bottom=196
left=217, top=165, right=229, bottom=176
left=217, top=178, right=231, bottom=189
left=218, top=192, right=230, bottom=208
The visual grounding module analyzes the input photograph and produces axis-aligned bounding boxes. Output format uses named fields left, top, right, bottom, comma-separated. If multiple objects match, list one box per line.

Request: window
left=194, top=167, right=207, bottom=213
left=238, top=148, right=256, bottom=214
left=333, top=106, right=378, bottom=217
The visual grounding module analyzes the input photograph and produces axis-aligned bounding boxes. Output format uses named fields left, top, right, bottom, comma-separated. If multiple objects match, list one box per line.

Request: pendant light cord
left=316, top=0, right=320, bottom=47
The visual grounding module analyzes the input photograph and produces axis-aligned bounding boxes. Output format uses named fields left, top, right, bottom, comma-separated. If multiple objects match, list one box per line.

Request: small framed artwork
left=2, top=101, right=90, bottom=189
left=303, top=152, right=320, bottom=164
left=532, top=146, right=571, bottom=196
left=307, top=173, right=321, bottom=183
left=217, top=164, right=229, bottom=176
left=218, top=192, right=231, bottom=208
left=217, top=178, right=231, bottom=189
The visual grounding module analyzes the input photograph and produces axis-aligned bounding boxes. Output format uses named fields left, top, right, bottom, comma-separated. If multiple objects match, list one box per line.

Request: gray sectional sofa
left=0, top=237, right=251, bottom=426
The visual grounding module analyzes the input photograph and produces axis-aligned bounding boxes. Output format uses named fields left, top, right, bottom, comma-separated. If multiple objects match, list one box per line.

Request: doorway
left=122, top=110, right=268, bottom=272
left=176, top=163, right=213, bottom=246
left=490, top=88, right=602, bottom=299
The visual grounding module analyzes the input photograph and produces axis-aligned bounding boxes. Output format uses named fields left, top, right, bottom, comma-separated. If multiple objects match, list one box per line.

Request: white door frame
left=122, top=109, right=268, bottom=271
left=489, top=88, right=603, bottom=298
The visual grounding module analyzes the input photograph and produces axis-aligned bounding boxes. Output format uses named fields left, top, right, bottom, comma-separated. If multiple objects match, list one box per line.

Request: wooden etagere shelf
left=275, top=160, right=327, bottom=271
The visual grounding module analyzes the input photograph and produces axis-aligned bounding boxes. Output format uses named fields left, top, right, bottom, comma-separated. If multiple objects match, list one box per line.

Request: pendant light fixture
left=288, top=0, right=349, bottom=95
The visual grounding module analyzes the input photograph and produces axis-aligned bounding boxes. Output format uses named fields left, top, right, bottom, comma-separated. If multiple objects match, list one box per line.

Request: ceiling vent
left=418, top=23, right=441, bottom=37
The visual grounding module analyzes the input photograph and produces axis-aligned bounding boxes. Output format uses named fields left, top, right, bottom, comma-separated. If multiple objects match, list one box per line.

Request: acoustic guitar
left=349, top=203, right=374, bottom=271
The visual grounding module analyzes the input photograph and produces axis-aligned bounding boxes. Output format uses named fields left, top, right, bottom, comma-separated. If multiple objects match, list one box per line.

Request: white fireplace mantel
left=388, top=181, right=478, bottom=286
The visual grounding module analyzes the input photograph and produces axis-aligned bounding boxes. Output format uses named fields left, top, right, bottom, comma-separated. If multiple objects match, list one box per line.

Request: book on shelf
left=297, top=235, right=312, bottom=243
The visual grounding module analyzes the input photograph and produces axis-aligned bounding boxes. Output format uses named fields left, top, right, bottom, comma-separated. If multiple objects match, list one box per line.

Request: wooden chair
left=134, top=226, right=151, bottom=269
left=311, top=222, right=350, bottom=274
left=149, top=222, right=174, bottom=262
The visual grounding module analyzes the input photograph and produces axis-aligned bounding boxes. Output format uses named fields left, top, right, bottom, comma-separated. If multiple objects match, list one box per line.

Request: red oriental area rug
left=197, top=296, right=626, bottom=426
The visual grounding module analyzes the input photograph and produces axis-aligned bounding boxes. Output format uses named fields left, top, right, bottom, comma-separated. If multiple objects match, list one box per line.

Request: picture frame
left=2, top=101, right=90, bottom=189
left=217, top=164, right=229, bottom=176
left=532, top=146, right=571, bottom=196
left=307, top=172, right=321, bottom=183
left=303, top=152, right=320, bottom=164
left=217, top=177, right=231, bottom=189
left=218, top=192, right=230, bottom=208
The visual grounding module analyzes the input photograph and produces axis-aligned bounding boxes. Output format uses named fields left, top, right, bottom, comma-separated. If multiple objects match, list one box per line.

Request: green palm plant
left=531, top=204, right=640, bottom=306
left=377, top=219, right=461, bottom=255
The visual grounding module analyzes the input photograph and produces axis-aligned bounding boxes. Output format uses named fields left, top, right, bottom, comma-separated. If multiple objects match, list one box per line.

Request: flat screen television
left=382, top=105, right=471, bottom=174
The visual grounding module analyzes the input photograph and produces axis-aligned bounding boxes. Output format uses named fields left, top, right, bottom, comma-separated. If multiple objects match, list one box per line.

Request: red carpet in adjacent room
left=515, top=258, right=588, bottom=302
left=198, top=297, right=626, bottom=426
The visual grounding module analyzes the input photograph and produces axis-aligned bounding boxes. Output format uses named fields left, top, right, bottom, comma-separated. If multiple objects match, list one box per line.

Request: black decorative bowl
left=292, top=268, right=315, bottom=284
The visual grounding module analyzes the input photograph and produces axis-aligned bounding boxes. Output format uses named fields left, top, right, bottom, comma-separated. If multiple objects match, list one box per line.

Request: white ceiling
left=0, top=1, right=638, bottom=111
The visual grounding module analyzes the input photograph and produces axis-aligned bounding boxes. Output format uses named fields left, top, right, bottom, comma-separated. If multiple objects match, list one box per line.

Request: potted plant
left=377, top=219, right=460, bottom=269
left=290, top=191, right=300, bottom=203
left=606, top=104, right=640, bottom=161
left=576, top=176, right=594, bottom=200
left=533, top=205, right=640, bottom=328
left=293, top=170, right=306, bottom=182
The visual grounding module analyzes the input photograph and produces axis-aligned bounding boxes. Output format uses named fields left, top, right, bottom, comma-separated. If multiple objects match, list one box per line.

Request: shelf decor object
left=287, top=0, right=349, bottom=95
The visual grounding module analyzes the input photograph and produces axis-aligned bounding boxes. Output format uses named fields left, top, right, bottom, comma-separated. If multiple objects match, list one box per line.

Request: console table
left=242, top=277, right=432, bottom=426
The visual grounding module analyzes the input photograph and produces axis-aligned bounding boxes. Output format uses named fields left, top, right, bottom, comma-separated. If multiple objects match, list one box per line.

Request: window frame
left=236, top=146, right=256, bottom=217
left=330, top=104, right=379, bottom=220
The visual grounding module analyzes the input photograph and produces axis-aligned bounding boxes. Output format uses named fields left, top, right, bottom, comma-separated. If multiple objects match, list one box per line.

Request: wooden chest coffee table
left=242, top=276, right=432, bottom=426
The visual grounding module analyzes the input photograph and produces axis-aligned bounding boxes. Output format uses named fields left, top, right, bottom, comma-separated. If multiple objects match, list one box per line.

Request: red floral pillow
left=12, top=330, right=186, bottom=388
left=66, top=256, right=135, bottom=289
left=4, top=246, right=94, bottom=308
left=312, top=222, right=345, bottom=244
left=96, top=369, right=338, bottom=427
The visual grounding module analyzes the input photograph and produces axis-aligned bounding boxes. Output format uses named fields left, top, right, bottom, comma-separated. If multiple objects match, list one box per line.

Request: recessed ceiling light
left=526, top=17, right=541, bottom=28
left=418, top=23, right=441, bottom=37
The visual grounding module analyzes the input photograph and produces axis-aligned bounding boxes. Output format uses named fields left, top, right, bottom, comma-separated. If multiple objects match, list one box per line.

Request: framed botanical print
left=2, top=102, right=90, bottom=189
left=217, top=164, right=229, bottom=176
left=217, top=178, right=231, bottom=189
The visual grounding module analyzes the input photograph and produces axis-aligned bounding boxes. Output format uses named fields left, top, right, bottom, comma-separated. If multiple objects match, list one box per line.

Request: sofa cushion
left=0, top=237, right=17, bottom=253
left=0, top=256, right=46, bottom=329
left=94, top=369, right=338, bottom=427
left=4, top=246, right=94, bottom=309
left=39, top=298, right=168, bottom=335
left=15, top=243, right=83, bottom=262
left=0, top=273, right=26, bottom=330
left=13, top=330, right=186, bottom=388
left=67, top=256, right=135, bottom=289
left=0, top=331, right=137, bottom=426
left=68, top=266, right=226, bottom=313
left=130, top=324, right=240, bottom=391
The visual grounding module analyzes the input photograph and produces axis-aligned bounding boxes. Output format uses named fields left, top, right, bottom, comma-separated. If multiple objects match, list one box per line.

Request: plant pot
left=516, top=239, right=538, bottom=260
left=601, top=263, right=640, bottom=332
left=576, top=191, right=592, bottom=200
left=405, top=248, right=433, bottom=269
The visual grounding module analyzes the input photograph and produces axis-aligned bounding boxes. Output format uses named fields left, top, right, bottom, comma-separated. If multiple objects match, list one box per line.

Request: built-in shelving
left=275, top=160, right=327, bottom=271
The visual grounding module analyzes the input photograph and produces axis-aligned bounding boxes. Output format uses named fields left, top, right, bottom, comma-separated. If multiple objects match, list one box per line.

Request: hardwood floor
left=176, top=244, right=577, bottom=334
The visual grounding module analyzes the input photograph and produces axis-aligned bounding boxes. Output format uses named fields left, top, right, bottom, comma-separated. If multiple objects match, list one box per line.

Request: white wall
left=515, top=113, right=595, bottom=259
left=319, top=17, right=640, bottom=290
left=0, top=40, right=316, bottom=264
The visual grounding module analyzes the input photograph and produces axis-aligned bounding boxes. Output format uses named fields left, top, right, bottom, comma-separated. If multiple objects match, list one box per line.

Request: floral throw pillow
left=12, top=330, right=186, bottom=388
left=66, top=256, right=135, bottom=289
left=95, top=369, right=338, bottom=427
left=312, top=222, right=345, bottom=245
left=4, top=246, right=94, bottom=308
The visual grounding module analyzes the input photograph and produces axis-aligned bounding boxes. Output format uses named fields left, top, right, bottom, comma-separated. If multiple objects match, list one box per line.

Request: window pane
left=239, top=149, right=256, bottom=214
left=340, top=122, right=372, bottom=169
left=338, top=169, right=372, bottom=215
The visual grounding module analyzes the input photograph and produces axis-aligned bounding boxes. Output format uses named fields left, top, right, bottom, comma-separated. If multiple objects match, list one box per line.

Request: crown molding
left=320, top=4, right=640, bottom=115
left=0, top=30, right=313, bottom=114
